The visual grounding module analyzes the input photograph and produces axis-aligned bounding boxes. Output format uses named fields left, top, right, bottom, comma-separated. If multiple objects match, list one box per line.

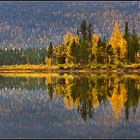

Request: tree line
left=0, top=48, right=46, bottom=66
left=46, top=20, right=140, bottom=66
left=0, top=20, right=140, bottom=66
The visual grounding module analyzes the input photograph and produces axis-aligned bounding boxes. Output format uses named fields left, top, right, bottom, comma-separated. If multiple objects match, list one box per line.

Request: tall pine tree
left=46, top=41, right=54, bottom=65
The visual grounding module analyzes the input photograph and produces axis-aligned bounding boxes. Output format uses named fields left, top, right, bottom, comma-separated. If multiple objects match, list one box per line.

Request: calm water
left=0, top=73, right=140, bottom=138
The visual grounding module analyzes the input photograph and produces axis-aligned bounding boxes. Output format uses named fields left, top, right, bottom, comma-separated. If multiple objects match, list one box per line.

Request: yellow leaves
left=64, top=96, right=80, bottom=110
left=55, top=43, right=66, bottom=57
left=73, top=34, right=79, bottom=45
left=63, top=32, right=80, bottom=64
left=135, top=50, right=140, bottom=62
left=57, top=85, right=64, bottom=97
left=91, top=34, right=99, bottom=55
left=136, top=82, right=140, bottom=90
left=45, top=57, right=51, bottom=66
left=64, top=78, right=79, bottom=110
left=120, top=38, right=127, bottom=57
left=45, top=75, right=53, bottom=86
left=65, top=76, right=73, bottom=85
left=63, top=32, right=79, bottom=46
left=109, top=22, right=127, bottom=61
left=63, top=32, right=74, bottom=63
left=91, top=87, right=99, bottom=109
left=92, top=34, right=99, bottom=44
left=110, top=22, right=122, bottom=41
left=108, top=82, right=127, bottom=120
left=64, top=97, right=74, bottom=110
left=63, top=32, right=73, bottom=46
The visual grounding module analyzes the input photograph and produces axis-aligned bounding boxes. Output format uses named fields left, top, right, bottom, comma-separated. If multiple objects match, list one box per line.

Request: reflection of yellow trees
left=108, top=82, right=127, bottom=120
left=62, top=76, right=100, bottom=111
left=45, top=74, right=53, bottom=85
left=44, top=74, right=101, bottom=112
left=43, top=74, right=140, bottom=121
left=129, top=75, right=140, bottom=91
left=44, top=74, right=82, bottom=110
left=136, top=81, right=140, bottom=90
left=2, top=73, right=140, bottom=121
left=44, top=74, right=75, bottom=99
left=64, top=96, right=80, bottom=110
left=64, top=97, right=73, bottom=109
left=56, top=84, right=64, bottom=97
left=45, top=74, right=57, bottom=97
left=91, top=87, right=99, bottom=109
left=62, top=76, right=79, bottom=110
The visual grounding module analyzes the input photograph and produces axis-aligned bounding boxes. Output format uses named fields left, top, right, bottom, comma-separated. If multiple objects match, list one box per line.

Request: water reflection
left=0, top=73, right=140, bottom=122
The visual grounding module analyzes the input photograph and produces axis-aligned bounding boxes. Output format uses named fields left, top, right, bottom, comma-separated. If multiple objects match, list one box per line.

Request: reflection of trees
left=0, top=76, right=46, bottom=91
left=124, top=78, right=140, bottom=120
left=45, top=75, right=55, bottom=99
left=71, top=77, right=93, bottom=121
left=1, top=74, right=140, bottom=121
left=46, top=74, right=140, bottom=121
left=108, top=79, right=127, bottom=120
left=45, top=75, right=105, bottom=121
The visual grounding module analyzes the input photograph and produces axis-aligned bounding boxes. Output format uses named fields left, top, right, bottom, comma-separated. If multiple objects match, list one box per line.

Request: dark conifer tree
left=47, top=41, right=54, bottom=65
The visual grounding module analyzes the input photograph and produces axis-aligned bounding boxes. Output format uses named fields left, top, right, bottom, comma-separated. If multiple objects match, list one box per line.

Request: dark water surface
left=0, top=73, right=140, bottom=138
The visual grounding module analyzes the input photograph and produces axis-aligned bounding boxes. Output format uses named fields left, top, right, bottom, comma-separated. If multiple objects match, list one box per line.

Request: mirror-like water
left=0, top=73, right=140, bottom=138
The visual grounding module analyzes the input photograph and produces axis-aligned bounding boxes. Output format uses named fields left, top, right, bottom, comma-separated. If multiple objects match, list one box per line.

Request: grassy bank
left=0, top=63, right=140, bottom=73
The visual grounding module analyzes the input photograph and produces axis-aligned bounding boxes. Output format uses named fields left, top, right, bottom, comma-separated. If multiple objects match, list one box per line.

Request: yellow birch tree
left=109, top=22, right=127, bottom=63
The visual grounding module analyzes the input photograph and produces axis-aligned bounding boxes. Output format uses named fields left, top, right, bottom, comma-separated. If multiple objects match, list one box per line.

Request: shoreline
left=0, top=64, right=140, bottom=73
left=0, top=66, right=140, bottom=74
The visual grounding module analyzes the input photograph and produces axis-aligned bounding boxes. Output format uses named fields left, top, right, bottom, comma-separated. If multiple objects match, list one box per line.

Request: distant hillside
left=0, top=1, right=140, bottom=49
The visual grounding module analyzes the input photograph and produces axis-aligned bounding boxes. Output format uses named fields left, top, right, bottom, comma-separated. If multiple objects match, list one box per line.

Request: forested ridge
left=0, top=1, right=140, bottom=49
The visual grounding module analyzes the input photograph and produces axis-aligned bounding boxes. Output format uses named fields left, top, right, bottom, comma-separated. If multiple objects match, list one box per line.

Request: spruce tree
left=80, top=20, right=88, bottom=41
left=47, top=41, right=54, bottom=65
left=129, top=29, right=139, bottom=63
left=124, top=22, right=130, bottom=63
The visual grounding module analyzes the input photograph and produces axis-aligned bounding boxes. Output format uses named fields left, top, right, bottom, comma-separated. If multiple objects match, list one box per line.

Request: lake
left=0, top=73, right=140, bottom=138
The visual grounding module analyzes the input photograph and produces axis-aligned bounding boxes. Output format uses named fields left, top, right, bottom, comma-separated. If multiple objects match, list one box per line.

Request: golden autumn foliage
left=73, top=35, right=79, bottom=45
left=1, top=20, right=140, bottom=67
left=62, top=76, right=80, bottom=110
left=91, top=34, right=99, bottom=56
left=136, top=50, right=140, bottom=63
left=64, top=97, right=74, bottom=109
left=45, top=57, right=51, bottom=66
left=63, top=32, right=79, bottom=46
left=55, top=43, right=67, bottom=58
left=64, top=96, right=80, bottom=110
left=1, top=72, right=140, bottom=121
left=63, top=32, right=79, bottom=64
left=45, top=74, right=53, bottom=85
left=109, top=22, right=127, bottom=62
left=91, top=87, right=99, bottom=109
left=108, top=82, right=127, bottom=120
left=63, top=32, right=73, bottom=46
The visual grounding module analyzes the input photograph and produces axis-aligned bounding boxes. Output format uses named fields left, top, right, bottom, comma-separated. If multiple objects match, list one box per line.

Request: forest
left=0, top=20, right=140, bottom=69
